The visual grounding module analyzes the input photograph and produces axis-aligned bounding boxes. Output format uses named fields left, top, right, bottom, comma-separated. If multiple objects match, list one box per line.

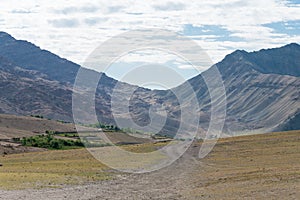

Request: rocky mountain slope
left=194, top=44, right=300, bottom=135
left=127, top=43, right=300, bottom=136
left=0, top=55, right=73, bottom=120
left=0, top=31, right=299, bottom=136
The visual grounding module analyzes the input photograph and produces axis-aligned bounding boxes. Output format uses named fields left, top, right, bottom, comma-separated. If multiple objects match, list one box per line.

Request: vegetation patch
left=21, top=134, right=84, bottom=150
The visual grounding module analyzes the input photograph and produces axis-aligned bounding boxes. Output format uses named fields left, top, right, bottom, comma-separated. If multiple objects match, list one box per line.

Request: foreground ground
left=0, top=130, right=299, bottom=199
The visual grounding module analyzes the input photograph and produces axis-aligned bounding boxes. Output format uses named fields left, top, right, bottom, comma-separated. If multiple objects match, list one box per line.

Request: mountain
left=193, top=44, right=300, bottom=135
left=0, top=32, right=79, bottom=83
left=139, top=44, right=300, bottom=136
left=0, top=32, right=150, bottom=125
left=0, top=55, right=73, bottom=120
left=242, top=43, right=300, bottom=77
left=0, top=31, right=299, bottom=137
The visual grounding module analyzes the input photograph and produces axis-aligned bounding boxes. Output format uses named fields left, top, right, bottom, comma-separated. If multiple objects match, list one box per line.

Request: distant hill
left=0, top=31, right=299, bottom=136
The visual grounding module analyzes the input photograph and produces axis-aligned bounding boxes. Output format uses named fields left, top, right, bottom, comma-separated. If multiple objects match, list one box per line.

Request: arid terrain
left=0, top=114, right=76, bottom=140
left=0, top=35, right=299, bottom=199
left=0, top=130, right=299, bottom=199
left=0, top=3, right=299, bottom=200
left=0, top=114, right=77, bottom=155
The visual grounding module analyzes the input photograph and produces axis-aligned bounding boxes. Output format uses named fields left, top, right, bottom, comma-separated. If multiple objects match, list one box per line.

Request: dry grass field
left=0, top=149, right=109, bottom=190
left=0, top=130, right=299, bottom=199
left=184, top=131, right=300, bottom=199
left=0, top=142, right=166, bottom=190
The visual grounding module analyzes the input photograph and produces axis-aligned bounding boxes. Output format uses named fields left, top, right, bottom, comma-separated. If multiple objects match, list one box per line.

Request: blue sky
left=1, top=0, right=300, bottom=88
left=263, top=20, right=300, bottom=35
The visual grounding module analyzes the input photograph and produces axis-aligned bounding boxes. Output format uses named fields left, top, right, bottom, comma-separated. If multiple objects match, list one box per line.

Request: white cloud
left=153, top=2, right=186, bottom=11
left=0, top=0, right=299, bottom=67
left=52, top=5, right=100, bottom=14
left=48, top=18, right=80, bottom=28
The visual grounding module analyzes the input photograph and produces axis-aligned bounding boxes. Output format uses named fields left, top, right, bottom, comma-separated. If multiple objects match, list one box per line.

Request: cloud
left=53, top=5, right=99, bottom=14
left=48, top=18, right=79, bottom=28
left=84, top=17, right=108, bottom=26
left=153, top=2, right=186, bottom=11
left=107, top=6, right=124, bottom=13
left=11, top=9, right=33, bottom=14
left=126, top=12, right=143, bottom=15
left=1, top=0, right=299, bottom=71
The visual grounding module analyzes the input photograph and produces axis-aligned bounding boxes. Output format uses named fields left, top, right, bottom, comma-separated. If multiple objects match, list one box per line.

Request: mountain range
left=0, top=31, right=299, bottom=137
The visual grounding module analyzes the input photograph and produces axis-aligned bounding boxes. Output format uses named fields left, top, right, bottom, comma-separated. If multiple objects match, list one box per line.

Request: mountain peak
left=256, top=42, right=300, bottom=53
left=232, top=49, right=248, bottom=54
left=218, top=43, right=300, bottom=77
left=284, top=42, right=300, bottom=48
left=0, top=32, right=16, bottom=42
left=0, top=31, right=80, bottom=83
left=227, top=49, right=248, bottom=59
left=247, top=43, right=300, bottom=77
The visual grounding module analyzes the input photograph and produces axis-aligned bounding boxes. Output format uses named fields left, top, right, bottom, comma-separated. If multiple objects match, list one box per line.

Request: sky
left=1, top=0, right=300, bottom=88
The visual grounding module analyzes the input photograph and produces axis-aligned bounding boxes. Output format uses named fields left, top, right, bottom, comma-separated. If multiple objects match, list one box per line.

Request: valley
left=0, top=32, right=299, bottom=136
left=0, top=31, right=299, bottom=199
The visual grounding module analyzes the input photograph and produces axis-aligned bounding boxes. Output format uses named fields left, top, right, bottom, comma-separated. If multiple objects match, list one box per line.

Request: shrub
left=21, top=135, right=84, bottom=150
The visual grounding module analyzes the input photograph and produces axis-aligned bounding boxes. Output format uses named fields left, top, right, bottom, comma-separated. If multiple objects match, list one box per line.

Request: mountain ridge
left=222, top=43, right=300, bottom=77
left=0, top=31, right=79, bottom=84
left=0, top=31, right=299, bottom=136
